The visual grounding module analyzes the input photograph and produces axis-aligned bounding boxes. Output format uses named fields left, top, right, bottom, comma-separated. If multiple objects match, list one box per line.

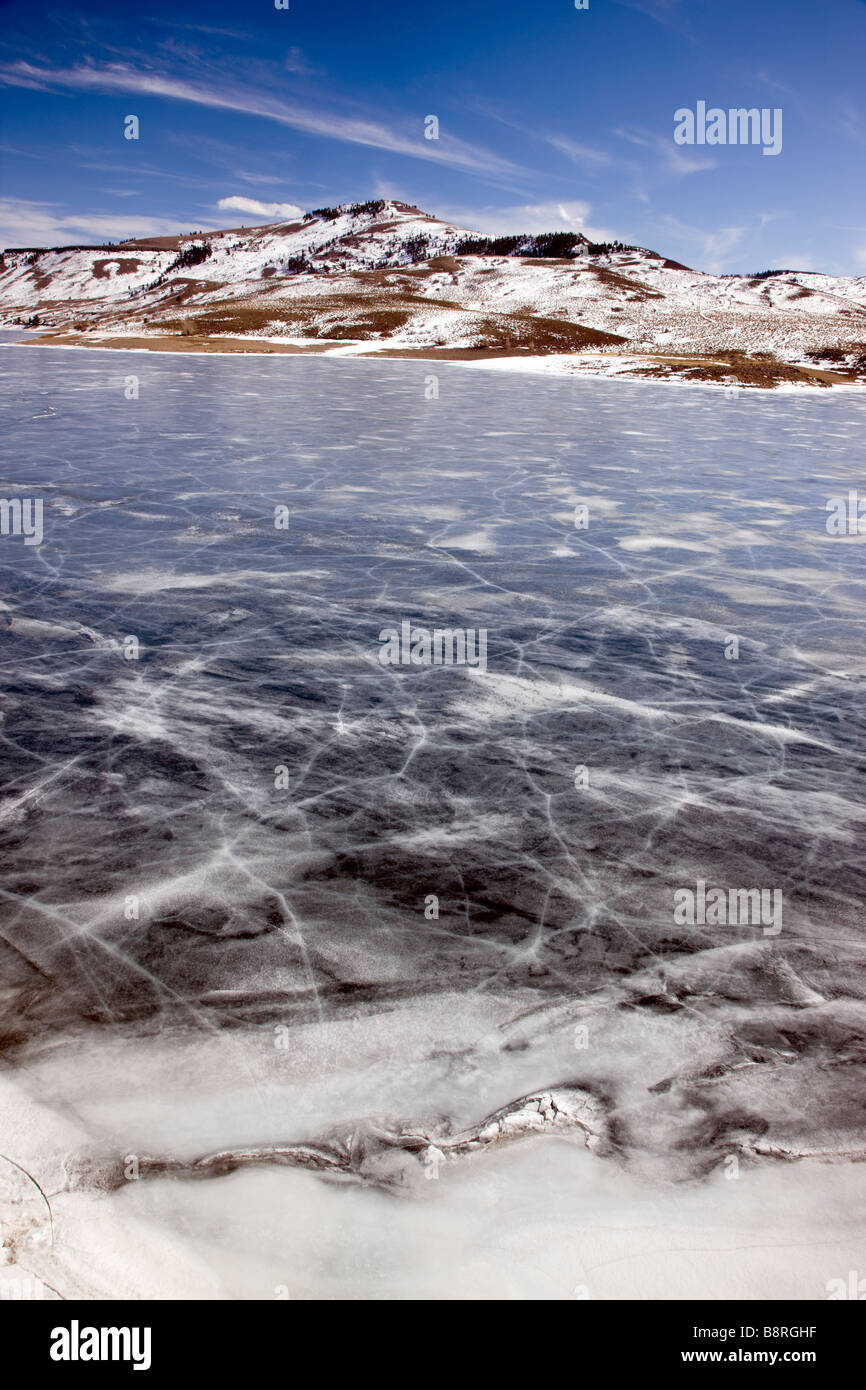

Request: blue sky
left=0, top=0, right=864, bottom=273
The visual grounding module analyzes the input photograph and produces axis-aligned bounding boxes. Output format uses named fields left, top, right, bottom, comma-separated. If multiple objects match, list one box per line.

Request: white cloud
left=217, top=196, right=303, bottom=220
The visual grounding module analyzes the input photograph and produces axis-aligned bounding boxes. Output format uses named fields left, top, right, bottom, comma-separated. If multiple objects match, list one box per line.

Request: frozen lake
left=1, top=344, right=865, bottom=1299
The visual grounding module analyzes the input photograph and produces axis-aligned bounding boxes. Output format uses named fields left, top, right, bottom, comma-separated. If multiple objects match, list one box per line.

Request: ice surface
left=1, top=347, right=865, bottom=1298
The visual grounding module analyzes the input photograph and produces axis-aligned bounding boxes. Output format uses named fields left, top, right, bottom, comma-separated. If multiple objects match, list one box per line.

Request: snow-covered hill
left=2, top=199, right=864, bottom=386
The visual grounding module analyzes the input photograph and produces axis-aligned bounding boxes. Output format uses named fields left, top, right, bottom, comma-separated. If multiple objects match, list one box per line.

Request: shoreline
left=5, top=331, right=864, bottom=392
left=5, top=1015, right=866, bottom=1301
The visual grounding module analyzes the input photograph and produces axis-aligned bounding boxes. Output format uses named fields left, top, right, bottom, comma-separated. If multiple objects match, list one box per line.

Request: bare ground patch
left=803, top=343, right=866, bottom=382
left=630, top=350, right=854, bottom=388
left=91, top=259, right=144, bottom=279
left=21, top=334, right=339, bottom=355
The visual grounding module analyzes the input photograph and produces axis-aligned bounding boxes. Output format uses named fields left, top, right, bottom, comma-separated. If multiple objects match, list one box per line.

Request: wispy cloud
left=0, top=196, right=215, bottom=247
left=702, top=225, right=747, bottom=271
left=233, top=170, right=292, bottom=186
left=439, top=199, right=612, bottom=240
left=615, top=126, right=716, bottom=176
left=765, top=251, right=818, bottom=271
left=649, top=211, right=816, bottom=274
left=545, top=135, right=612, bottom=168
left=837, top=97, right=866, bottom=145
left=756, top=69, right=798, bottom=99
left=141, top=18, right=255, bottom=42
left=610, top=0, right=687, bottom=31
left=284, top=47, right=319, bottom=77
left=166, top=131, right=298, bottom=189
left=0, top=61, right=526, bottom=182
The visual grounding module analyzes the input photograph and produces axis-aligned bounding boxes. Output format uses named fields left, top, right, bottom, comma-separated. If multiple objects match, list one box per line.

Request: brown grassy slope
left=636, top=351, right=853, bottom=387
left=149, top=293, right=626, bottom=350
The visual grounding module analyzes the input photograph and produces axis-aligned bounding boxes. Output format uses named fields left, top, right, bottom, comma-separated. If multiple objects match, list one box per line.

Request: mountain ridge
left=2, top=199, right=865, bottom=387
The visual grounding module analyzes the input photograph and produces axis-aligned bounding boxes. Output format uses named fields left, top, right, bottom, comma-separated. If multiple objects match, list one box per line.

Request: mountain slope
left=2, top=199, right=865, bottom=386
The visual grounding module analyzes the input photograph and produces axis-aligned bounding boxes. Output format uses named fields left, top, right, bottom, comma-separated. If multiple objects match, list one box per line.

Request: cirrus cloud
left=0, top=197, right=218, bottom=248
left=0, top=61, right=526, bottom=183
left=440, top=199, right=613, bottom=241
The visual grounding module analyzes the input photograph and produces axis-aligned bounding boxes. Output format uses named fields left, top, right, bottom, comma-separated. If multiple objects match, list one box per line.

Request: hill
left=3, top=199, right=865, bottom=387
